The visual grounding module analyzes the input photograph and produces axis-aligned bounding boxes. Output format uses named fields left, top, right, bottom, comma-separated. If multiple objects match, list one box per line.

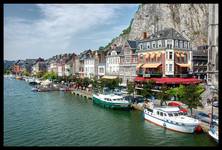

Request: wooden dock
left=71, top=90, right=92, bottom=100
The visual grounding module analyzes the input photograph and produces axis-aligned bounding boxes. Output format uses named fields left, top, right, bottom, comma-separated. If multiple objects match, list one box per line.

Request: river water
left=4, top=78, right=217, bottom=146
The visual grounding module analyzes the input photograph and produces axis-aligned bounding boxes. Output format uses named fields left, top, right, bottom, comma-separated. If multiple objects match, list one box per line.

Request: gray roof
left=127, top=40, right=138, bottom=49
left=107, top=46, right=122, bottom=56
left=193, top=50, right=208, bottom=57
left=142, top=28, right=188, bottom=42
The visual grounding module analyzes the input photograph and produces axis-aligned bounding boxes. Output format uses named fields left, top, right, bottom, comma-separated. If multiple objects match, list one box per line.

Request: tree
left=166, top=84, right=185, bottom=101
left=92, top=77, right=99, bottom=93
left=141, top=80, right=155, bottom=100
left=157, top=84, right=170, bottom=106
left=180, top=84, right=203, bottom=116
left=36, top=71, right=45, bottom=78
left=82, top=77, right=91, bottom=89
left=43, top=71, right=57, bottom=80
left=127, top=81, right=134, bottom=97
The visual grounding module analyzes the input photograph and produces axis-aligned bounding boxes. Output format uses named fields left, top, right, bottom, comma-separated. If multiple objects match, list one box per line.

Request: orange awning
left=156, top=52, right=161, bottom=58
left=136, top=63, right=143, bottom=68
left=176, top=53, right=181, bottom=57
left=150, top=53, right=155, bottom=59
left=142, top=63, right=161, bottom=68
left=145, top=53, right=150, bottom=59
left=180, top=53, right=185, bottom=57
left=176, top=63, right=190, bottom=67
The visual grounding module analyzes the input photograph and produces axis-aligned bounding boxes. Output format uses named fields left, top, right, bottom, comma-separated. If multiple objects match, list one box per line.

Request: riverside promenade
left=71, top=89, right=92, bottom=99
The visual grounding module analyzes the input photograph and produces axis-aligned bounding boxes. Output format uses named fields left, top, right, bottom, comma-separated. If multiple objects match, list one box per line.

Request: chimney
left=143, top=32, right=147, bottom=39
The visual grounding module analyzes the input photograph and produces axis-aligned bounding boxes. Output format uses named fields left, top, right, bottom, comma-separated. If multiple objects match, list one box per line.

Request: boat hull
left=208, top=129, right=218, bottom=143
left=92, top=95, right=130, bottom=109
left=144, top=111, right=197, bottom=133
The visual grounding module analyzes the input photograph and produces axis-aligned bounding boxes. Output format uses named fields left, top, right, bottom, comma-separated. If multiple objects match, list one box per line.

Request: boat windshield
left=168, top=113, right=173, bottom=117
left=174, top=113, right=179, bottom=116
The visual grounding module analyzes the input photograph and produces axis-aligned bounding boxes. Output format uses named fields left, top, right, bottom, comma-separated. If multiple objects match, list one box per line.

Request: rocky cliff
left=111, top=4, right=208, bottom=48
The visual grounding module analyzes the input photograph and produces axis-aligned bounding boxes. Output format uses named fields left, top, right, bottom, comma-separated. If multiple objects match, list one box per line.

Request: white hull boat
left=144, top=103, right=200, bottom=133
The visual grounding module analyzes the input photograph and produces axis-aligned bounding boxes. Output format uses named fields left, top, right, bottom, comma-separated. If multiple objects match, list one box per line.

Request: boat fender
left=163, top=123, right=166, bottom=128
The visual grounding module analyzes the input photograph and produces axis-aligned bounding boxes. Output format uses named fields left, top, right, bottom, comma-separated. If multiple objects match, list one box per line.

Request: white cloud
left=4, top=4, right=137, bottom=60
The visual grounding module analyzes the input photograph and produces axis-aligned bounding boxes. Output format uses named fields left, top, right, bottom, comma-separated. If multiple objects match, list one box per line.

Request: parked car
left=168, top=101, right=188, bottom=115
left=213, top=101, right=218, bottom=107
left=134, top=96, right=145, bottom=103
left=123, top=95, right=134, bottom=103
left=194, top=111, right=218, bottom=125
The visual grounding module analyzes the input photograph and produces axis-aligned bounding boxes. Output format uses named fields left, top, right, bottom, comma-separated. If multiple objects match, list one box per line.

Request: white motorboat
left=144, top=102, right=200, bottom=133
left=208, top=124, right=218, bottom=143
left=93, top=93, right=130, bottom=109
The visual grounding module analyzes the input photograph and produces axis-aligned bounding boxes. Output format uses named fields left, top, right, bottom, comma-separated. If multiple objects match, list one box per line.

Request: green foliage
left=141, top=80, right=155, bottom=100
left=99, top=77, right=121, bottom=91
left=4, top=69, right=11, bottom=75
left=166, top=84, right=185, bottom=101
left=36, top=71, right=45, bottom=78
left=176, top=84, right=203, bottom=115
left=157, top=84, right=170, bottom=106
left=43, top=71, right=57, bottom=80
left=82, top=77, right=91, bottom=88
left=127, top=81, right=134, bottom=96
left=99, top=46, right=105, bottom=50
left=22, top=70, right=30, bottom=76
left=92, top=77, right=99, bottom=93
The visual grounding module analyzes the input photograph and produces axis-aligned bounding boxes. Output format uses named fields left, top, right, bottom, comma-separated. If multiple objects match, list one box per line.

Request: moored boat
left=208, top=123, right=218, bottom=143
left=92, top=93, right=130, bottom=109
left=144, top=102, right=200, bottom=133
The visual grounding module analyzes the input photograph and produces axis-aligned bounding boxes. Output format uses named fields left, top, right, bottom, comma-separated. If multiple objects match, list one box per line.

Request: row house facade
left=137, top=28, right=192, bottom=78
left=119, top=40, right=138, bottom=86
left=32, top=58, right=47, bottom=75
left=192, top=45, right=208, bottom=80
left=78, top=50, right=92, bottom=78
left=105, top=45, right=121, bottom=77
left=97, top=49, right=106, bottom=78
left=12, top=60, right=25, bottom=75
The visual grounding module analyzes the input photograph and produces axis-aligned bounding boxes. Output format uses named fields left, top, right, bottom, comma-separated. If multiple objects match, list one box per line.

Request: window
left=157, top=111, right=159, bottom=115
left=147, top=42, right=150, bottom=49
left=152, top=41, right=156, bottom=48
left=166, top=52, right=168, bottom=60
left=162, top=40, right=165, bottom=47
left=153, top=43, right=155, bottom=48
left=164, top=113, right=167, bottom=116
left=179, top=41, right=183, bottom=48
left=175, top=40, right=178, bottom=48
left=140, top=44, right=143, bottom=50
left=184, top=54, right=187, bottom=63
left=169, top=52, right=173, bottom=60
left=168, top=113, right=173, bottom=117
left=158, top=40, right=162, bottom=48
left=169, top=64, right=172, bottom=72
left=166, top=64, right=168, bottom=71
left=184, top=41, right=187, bottom=48
left=167, top=39, right=172, bottom=49
left=143, top=43, right=147, bottom=49
left=160, top=112, right=163, bottom=116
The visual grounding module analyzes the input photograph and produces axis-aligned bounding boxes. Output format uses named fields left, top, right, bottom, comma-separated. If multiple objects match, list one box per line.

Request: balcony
left=174, top=74, right=193, bottom=78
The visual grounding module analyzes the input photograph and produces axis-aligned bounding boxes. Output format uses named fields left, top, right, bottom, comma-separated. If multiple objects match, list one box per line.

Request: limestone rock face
left=112, top=4, right=208, bottom=47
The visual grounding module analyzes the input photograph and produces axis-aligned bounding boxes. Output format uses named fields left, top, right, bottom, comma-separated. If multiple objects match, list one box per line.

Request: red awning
left=134, top=77, right=202, bottom=84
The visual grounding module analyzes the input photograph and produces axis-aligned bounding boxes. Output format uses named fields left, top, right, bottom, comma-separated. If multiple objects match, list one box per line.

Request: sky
left=4, top=4, right=139, bottom=61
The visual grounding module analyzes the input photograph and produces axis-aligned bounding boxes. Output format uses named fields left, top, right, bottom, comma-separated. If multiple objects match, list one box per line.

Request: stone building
left=137, top=28, right=192, bottom=78
left=207, top=4, right=218, bottom=91
left=119, top=40, right=138, bottom=86
left=192, top=45, right=208, bottom=80
left=105, top=45, right=121, bottom=77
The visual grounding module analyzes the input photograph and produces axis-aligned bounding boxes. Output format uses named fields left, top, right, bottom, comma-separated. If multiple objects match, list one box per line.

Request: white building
left=98, top=63, right=106, bottom=77
left=84, top=58, right=95, bottom=78
left=105, top=46, right=121, bottom=76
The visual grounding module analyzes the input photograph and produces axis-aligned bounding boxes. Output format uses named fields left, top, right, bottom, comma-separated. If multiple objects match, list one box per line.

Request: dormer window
left=147, top=42, right=150, bottom=49
left=111, top=51, right=117, bottom=56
